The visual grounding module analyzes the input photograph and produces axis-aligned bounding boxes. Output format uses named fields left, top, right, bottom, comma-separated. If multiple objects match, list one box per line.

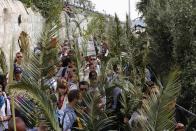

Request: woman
left=0, top=74, right=11, bottom=131
left=56, top=80, right=69, bottom=125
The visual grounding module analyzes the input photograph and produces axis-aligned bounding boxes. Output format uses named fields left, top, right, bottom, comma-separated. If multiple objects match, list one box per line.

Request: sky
left=90, top=0, right=141, bottom=21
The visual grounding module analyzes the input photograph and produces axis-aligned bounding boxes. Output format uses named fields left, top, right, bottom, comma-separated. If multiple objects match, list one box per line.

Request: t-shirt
left=61, top=105, right=77, bottom=131
left=0, top=93, right=11, bottom=131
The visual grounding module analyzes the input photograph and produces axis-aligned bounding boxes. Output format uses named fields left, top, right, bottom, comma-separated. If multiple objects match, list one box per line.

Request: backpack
left=60, top=110, right=83, bottom=131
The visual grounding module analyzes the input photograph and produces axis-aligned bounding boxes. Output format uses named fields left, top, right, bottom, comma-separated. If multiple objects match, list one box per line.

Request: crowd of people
left=0, top=37, right=186, bottom=131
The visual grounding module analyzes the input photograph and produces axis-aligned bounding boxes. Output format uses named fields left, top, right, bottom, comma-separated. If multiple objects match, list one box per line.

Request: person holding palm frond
left=56, top=80, right=69, bottom=126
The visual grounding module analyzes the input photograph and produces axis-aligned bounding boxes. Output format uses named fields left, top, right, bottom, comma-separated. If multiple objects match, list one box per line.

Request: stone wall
left=0, top=0, right=44, bottom=66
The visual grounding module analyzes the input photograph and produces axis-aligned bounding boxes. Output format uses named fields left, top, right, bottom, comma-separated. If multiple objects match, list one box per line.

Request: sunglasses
left=80, top=88, right=87, bottom=91
left=142, top=96, right=148, bottom=99
left=91, top=58, right=96, bottom=60
left=17, top=56, right=23, bottom=58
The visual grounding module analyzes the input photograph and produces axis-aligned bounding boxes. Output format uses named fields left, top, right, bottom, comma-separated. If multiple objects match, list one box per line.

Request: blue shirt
left=62, top=104, right=76, bottom=131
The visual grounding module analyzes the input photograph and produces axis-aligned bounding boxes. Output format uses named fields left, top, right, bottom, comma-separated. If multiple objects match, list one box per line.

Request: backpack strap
left=2, top=92, right=8, bottom=115
left=4, top=98, right=7, bottom=115
left=61, top=67, right=67, bottom=77
left=61, top=110, right=75, bottom=130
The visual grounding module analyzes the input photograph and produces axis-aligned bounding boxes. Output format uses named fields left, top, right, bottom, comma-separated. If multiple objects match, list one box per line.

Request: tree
left=137, top=0, right=196, bottom=129
left=169, top=0, right=196, bottom=128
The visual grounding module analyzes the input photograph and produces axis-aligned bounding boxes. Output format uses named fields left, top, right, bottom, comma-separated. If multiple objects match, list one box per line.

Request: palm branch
left=9, top=54, right=60, bottom=131
left=120, top=79, right=142, bottom=116
left=0, top=48, right=8, bottom=74
left=141, top=69, right=181, bottom=131
left=8, top=16, right=62, bottom=130
left=76, top=93, right=115, bottom=131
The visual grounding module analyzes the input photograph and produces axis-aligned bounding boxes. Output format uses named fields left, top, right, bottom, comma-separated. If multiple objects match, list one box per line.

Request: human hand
left=123, top=117, right=129, bottom=124
left=0, top=116, right=4, bottom=122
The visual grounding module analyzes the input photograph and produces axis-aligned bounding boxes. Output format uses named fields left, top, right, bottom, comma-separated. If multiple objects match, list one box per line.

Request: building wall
left=0, top=0, right=44, bottom=66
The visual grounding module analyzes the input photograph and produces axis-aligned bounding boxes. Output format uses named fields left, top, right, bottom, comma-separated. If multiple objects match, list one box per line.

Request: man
left=14, top=52, right=23, bottom=81
left=78, top=81, right=89, bottom=114
left=14, top=52, right=23, bottom=65
left=61, top=90, right=80, bottom=131
left=79, top=81, right=89, bottom=96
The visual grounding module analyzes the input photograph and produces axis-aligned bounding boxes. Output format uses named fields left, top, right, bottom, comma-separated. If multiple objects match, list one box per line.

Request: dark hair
left=57, top=81, right=66, bottom=89
left=79, top=81, right=89, bottom=88
left=89, top=70, right=97, bottom=80
left=0, top=74, right=6, bottom=91
left=68, top=89, right=79, bottom=102
left=113, top=64, right=118, bottom=72
left=61, top=57, right=71, bottom=67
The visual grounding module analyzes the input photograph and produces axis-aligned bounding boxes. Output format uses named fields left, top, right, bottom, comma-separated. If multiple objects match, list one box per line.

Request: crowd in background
left=0, top=37, right=186, bottom=131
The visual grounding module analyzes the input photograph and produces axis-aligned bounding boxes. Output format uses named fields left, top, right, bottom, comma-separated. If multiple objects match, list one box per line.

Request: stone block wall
left=0, top=0, right=44, bottom=66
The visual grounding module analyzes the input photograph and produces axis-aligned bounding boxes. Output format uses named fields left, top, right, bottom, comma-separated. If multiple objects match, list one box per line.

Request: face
left=15, top=117, right=26, bottom=131
left=79, top=84, right=88, bottom=93
left=89, top=64, right=96, bottom=72
left=150, top=86, right=160, bottom=96
left=58, top=84, right=68, bottom=95
left=15, top=73, right=22, bottom=81
left=73, top=95, right=79, bottom=105
left=89, top=57, right=96, bottom=64
left=16, top=53, right=23, bottom=64
left=63, top=46, right=69, bottom=52
left=89, top=72, right=97, bottom=81
left=67, top=66, right=77, bottom=80
left=58, top=87, right=68, bottom=96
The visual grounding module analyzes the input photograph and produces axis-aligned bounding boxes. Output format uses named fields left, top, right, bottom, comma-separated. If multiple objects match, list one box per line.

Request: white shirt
left=87, top=40, right=96, bottom=56
left=0, top=93, right=11, bottom=131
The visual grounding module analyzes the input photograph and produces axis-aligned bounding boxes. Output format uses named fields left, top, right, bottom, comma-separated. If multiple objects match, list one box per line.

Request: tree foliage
left=137, top=0, right=196, bottom=128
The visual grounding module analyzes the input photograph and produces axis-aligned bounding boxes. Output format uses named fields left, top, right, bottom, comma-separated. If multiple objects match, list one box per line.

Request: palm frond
left=9, top=49, right=60, bottom=130
left=76, top=93, right=115, bottom=131
left=9, top=82, right=60, bottom=131
left=142, top=69, right=181, bottom=131
left=0, top=48, right=8, bottom=74
left=120, top=80, right=142, bottom=116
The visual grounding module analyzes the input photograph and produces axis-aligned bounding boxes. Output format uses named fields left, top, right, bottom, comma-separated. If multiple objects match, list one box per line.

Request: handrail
left=176, top=104, right=196, bottom=117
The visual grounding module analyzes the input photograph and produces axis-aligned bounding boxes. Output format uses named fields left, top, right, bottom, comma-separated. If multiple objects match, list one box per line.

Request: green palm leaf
left=10, top=82, right=60, bottom=131
left=142, top=69, right=181, bottom=131
left=76, top=93, right=115, bottom=131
